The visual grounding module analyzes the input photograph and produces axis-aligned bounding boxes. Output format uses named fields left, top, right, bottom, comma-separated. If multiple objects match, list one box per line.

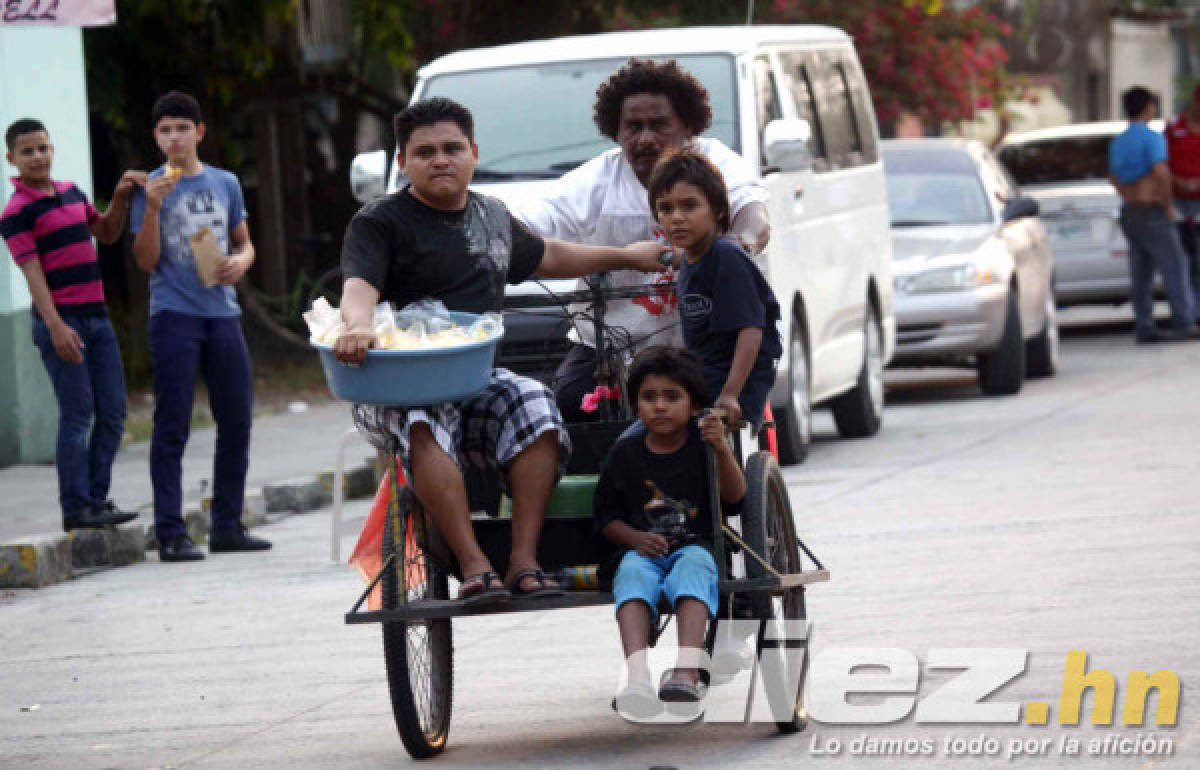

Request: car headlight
left=896, top=263, right=1000, bottom=293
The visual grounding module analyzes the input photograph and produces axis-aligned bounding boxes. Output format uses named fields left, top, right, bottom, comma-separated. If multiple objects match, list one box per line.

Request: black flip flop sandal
left=506, top=568, right=565, bottom=599
left=658, top=669, right=707, bottom=702
left=458, top=571, right=511, bottom=606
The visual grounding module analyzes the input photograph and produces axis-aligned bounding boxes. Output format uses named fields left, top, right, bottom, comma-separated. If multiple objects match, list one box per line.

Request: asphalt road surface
left=2, top=309, right=1196, bottom=769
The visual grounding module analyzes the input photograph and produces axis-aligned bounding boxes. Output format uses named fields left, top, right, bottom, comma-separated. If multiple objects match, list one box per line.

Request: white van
left=350, top=25, right=895, bottom=464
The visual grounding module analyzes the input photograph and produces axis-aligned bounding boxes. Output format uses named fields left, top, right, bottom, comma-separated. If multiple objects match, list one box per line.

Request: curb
left=1, top=456, right=378, bottom=589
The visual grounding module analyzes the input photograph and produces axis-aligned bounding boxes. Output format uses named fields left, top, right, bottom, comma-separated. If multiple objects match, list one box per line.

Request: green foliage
left=85, top=0, right=293, bottom=166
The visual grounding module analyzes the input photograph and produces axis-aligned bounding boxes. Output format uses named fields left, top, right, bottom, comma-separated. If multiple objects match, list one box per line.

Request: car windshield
left=996, top=136, right=1112, bottom=185
left=420, top=54, right=739, bottom=177
left=883, top=149, right=992, bottom=227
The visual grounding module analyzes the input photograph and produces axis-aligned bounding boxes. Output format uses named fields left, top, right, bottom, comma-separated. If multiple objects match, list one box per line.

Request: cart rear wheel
left=381, top=488, right=453, bottom=758
left=742, top=451, right=809, bottom=733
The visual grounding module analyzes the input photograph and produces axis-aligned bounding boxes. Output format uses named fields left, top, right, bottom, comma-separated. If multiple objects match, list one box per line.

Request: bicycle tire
left=381, top=487, right=454, bottom=758
left=742, top=451, right=809, bottom=733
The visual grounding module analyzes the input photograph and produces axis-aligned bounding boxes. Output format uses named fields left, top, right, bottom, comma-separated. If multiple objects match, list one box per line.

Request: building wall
left=0, top=26, right=94, bottom=465
left=1110, top=18, right=1174, bottom=120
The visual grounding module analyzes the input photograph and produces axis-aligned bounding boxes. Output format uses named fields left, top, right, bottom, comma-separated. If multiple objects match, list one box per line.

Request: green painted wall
left=0, top=26, right=93, bottom=465
left=0, top=310, right=56, bottom=464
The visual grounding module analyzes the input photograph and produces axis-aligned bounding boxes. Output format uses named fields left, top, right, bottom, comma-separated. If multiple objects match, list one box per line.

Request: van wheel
left=774, top=324, right=812, bottom=465
left=1025, top=289, right=1059, bottom=378
left=830, top=303, right=883, bottom=438
left=977, top=289, right=1025, bottom=395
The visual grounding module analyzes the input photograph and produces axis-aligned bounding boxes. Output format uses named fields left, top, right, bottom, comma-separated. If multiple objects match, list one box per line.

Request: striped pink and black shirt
left=1, top=177, right=106, bottom=316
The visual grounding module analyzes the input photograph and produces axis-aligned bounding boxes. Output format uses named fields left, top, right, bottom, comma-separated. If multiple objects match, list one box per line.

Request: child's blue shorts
left=612, top=545, right=719, bottom=620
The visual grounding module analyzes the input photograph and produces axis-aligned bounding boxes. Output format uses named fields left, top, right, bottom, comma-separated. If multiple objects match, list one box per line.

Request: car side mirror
left=763, top=118, right=814, bottom=173
left=1002, top=195, right=1039, bottom=222
left=350, top=150, right=389, bottom=204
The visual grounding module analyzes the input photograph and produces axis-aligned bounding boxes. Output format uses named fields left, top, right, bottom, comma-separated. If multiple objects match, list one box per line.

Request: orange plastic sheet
left=763, top=402, right=779, bottom=459
left=348, top=460, right=424, bottom=611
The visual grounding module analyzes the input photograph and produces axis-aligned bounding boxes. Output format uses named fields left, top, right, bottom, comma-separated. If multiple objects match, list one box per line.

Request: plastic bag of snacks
left=304, top=297, right=502, bottom=350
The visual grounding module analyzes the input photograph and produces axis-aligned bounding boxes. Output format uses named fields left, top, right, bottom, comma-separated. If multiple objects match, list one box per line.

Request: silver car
left=996, top=120, right=1163, bottom=306
left=883, top=139, right=1058, bottom=395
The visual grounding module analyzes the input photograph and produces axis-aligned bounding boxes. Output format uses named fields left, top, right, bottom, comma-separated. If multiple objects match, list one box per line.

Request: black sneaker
left=160, top=536, right=206, bottom=562
left=63, top=505, right=133, bottom=531
left=209, top=528, right=272, bottom=553
left=98, top=500, right=138, bottom=525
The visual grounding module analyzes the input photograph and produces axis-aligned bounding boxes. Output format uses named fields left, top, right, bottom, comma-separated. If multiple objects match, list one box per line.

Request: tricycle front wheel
left=382, top=488, right=454, bottom=758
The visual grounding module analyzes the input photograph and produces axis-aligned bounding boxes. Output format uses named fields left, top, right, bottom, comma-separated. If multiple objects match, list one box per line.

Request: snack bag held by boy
left=594, top=347, right=746, bottom=715
left=647, top=149, right=782, bottom=429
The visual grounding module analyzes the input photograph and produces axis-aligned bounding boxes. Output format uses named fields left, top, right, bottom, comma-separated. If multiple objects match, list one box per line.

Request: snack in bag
left=190, top=226, right=226, bottom=288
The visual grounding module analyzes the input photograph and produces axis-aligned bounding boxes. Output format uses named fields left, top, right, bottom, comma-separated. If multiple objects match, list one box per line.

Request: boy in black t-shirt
left=595, top=347, right=746, bottom=711
left=335, top=98, right=667, bottom=605
left=647, top=149, right=781, bottom=429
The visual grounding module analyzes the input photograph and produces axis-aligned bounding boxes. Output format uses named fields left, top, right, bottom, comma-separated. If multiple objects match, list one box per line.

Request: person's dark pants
left=1117, top=204, right=1196, bottom=336
left=31, top=311, right=127, bottom=520
left=148, top=310, right=253, bottom=541
left=553, top=342, right=602, bottom=423
left=1177, top=219, right=1200, bottom=318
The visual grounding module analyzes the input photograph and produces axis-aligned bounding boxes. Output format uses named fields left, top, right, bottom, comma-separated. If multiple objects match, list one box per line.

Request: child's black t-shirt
left=592, top=423, right=742, bottom=585
left=340, top=186, right=545, bottom=313
left=677, top=235, right=783, bottom=420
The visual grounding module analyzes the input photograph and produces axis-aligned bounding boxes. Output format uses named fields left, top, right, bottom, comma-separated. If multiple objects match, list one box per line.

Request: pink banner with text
left=1, top=0, right=116, bottom=27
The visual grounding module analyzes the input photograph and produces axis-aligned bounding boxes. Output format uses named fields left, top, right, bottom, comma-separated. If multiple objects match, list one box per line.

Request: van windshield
left=420, top=54, right=739, bottom=177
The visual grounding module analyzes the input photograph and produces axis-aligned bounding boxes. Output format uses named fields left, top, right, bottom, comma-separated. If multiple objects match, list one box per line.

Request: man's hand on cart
left=623, top=240, right=674, bottom=274
left=334, top=328, right=377, bottom=366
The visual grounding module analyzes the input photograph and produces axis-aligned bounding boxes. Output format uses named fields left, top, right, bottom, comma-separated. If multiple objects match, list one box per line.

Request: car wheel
left=977, top=289, right=1025, bottom=395
left=830, top=302, right=883, bottom=439
left=774, top=322, right=812, bottom=465
left=1025, top=288, right=1059, bottom=378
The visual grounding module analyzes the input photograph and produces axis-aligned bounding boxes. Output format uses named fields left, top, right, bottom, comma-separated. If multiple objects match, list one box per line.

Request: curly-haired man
left=519, top=58, right=771, bottom=422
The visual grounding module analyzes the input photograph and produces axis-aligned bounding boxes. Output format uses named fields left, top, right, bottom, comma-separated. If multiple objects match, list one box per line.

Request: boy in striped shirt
left=1, top=118, right=144, bottom=530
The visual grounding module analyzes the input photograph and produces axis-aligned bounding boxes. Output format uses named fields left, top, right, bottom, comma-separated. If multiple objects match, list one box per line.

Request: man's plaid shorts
left=351, top=368, right=571, bottom=485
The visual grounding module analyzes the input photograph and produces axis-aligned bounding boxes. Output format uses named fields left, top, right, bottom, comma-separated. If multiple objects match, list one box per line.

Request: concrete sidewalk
left=0, top=399, right=375, bottom=544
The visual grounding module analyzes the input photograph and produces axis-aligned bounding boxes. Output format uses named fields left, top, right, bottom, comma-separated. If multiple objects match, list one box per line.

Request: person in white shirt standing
left=519, top=58, right=771, bottom=421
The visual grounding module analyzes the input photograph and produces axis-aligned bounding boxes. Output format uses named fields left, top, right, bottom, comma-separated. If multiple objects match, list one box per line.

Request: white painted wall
left=0, top=26, right=93, bottom=315
left=1110, top=18, right=1175, bottom=120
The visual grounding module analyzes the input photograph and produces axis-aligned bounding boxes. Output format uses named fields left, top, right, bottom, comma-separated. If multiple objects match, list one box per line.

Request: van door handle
left=794, top=185, right=804, bottom=199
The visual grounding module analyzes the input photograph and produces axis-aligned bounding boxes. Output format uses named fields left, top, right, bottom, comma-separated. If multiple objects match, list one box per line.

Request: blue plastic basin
left=313, top=311, right=500, bottom=406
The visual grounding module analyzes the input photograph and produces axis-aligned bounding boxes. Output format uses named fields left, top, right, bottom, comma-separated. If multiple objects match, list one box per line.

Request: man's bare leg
left=408, top=423, right=494, bottom=583
left=505, top=430, right=558, bottom=590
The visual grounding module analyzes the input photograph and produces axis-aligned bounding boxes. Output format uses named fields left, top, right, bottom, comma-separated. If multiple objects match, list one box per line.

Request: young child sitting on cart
left=647, top=149, right=782, bottom=429
left=594, top=346, right=746, bottom=711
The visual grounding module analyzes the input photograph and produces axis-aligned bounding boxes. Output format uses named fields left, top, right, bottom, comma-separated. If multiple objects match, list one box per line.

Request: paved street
left=1, top=308, right=1197, bottom=769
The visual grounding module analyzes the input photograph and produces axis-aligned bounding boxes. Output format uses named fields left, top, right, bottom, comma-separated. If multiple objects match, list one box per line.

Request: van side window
left=753, top=56, right=782, bottom=168
left=779, top=51, right=829, bottom=171
left=839, top=56, right=879, bottom=164
left=811, top=53, right=863, bottom=169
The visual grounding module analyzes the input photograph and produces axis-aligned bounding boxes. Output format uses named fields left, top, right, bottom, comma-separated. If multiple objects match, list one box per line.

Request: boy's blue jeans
left=148, top=310, right=253, bottom=541
left=612, top=545, right=719, bottom=620
left=32, top=312, right=128, bottom=520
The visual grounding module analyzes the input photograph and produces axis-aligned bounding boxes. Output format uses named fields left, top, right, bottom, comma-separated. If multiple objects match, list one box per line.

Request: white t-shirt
left=517, top=137, right=769, bottom=350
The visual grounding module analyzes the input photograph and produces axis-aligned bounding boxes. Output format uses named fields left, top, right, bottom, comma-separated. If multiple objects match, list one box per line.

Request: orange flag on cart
left=349, top=461, right=427, bottom=611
